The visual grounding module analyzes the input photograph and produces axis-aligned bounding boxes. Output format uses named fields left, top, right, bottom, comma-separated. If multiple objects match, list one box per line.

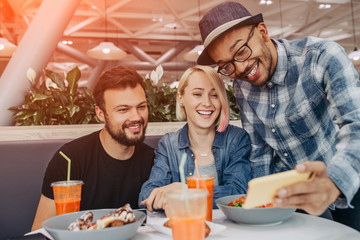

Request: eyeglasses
left=217, top=26, right=256, bottom=76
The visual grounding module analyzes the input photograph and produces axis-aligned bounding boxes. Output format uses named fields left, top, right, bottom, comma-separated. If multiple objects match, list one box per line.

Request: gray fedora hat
left=197, top=1, right=263, bottom=65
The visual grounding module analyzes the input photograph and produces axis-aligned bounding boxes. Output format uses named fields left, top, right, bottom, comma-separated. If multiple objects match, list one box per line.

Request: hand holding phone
left=243, top=170, right=315, bottom=209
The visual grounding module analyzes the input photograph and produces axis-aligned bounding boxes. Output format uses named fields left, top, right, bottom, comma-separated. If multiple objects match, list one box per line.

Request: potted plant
left=9, top=65, right=240, bottom=125
left=145, top=65, right=178, bottom=122
left=8, top=66, right=100, bottom=125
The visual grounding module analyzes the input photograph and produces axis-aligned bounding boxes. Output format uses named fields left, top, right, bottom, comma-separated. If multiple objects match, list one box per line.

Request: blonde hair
left=176, top=65, right=229, bottom=132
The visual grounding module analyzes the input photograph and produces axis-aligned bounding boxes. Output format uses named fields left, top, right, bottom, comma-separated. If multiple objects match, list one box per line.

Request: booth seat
left=0, top=135, right=162, bottom=240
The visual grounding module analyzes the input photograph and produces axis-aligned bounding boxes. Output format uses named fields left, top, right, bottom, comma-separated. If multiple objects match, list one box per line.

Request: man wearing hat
left=198, top=1, right=360, bottom=230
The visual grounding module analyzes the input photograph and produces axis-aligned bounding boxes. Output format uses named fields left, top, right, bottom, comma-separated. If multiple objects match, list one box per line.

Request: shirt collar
left=178, top=123, right=226, bottom=149
left=178, top=124, right=190, bottom=149
left=269, top=39, right=288, bottom=87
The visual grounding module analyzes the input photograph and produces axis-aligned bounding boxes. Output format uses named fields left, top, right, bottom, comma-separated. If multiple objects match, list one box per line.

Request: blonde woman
left=139, top=65, right=251, bottom=212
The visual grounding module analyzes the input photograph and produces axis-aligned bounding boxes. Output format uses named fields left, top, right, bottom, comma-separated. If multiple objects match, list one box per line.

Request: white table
left=132, top=209, right=359, bottom=240
left=28, top=209, right=359, bottom=240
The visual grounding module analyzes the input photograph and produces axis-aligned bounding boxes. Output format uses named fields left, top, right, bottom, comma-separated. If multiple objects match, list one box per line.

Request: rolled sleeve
left=138, top=135, right=173, bottom=207
left=319, top=42, right=360, bottom=206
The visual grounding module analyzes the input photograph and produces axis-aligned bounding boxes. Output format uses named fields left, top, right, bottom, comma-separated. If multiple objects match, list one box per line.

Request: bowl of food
left=42, top=204, right=146, bottom=240
left=215, top=194, right=296, bottom=225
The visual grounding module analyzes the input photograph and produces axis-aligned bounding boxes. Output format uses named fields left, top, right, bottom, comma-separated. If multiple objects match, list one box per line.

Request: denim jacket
left=138, top=124, right=251, bottom=208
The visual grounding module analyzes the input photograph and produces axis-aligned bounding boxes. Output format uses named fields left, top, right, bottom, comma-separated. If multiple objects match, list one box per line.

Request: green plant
left=226, top=84, right=241, bottom=120
left=9, top=65, right=240, bottom=125
left=145, top=78, right=178, bottom=122
left=145, top=65, right=177, bottom=122
left=9, top=66, right=100, bottom=125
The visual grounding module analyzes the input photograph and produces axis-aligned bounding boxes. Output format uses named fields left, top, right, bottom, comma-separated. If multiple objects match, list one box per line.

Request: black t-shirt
left=42, top=131, right=154, bottom=210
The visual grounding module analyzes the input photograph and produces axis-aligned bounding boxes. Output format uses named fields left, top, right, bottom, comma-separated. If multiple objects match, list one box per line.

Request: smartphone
left=242, top=170, right=315, bottom=209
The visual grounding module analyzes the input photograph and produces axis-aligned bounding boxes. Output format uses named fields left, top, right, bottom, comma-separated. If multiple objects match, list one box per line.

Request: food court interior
left=0, top=0, right=359, bottom=126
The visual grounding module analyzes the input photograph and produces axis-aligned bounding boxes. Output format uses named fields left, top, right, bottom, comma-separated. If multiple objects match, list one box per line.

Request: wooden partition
left=0, top=121, right=242, bottom=141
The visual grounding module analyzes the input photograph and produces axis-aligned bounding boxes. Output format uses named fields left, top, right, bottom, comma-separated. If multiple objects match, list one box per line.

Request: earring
left=180, top=102, right=183, bottom=107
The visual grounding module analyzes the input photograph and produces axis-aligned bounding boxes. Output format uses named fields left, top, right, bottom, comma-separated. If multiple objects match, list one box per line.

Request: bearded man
left=32, top=66, right=154, bottom=230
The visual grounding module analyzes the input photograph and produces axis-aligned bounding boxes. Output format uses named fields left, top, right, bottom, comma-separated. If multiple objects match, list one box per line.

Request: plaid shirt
left=233, top=37, right=360, bottom=207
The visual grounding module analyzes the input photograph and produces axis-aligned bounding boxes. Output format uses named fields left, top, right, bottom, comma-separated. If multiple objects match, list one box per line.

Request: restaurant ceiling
left=0, top=0, right=359, bottom=83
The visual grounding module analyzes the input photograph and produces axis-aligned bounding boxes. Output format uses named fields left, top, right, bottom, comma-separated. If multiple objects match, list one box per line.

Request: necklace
left=190, top=145, right=211, bottom=158
left=197, top=149, right=211, bottom=157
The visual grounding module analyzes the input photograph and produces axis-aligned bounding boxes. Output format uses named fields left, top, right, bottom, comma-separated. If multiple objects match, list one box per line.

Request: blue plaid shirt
left=233, top=37, right=360, bottom=208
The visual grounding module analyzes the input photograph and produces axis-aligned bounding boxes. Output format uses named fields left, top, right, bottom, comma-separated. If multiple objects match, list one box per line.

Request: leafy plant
left=9, top=65, right=240, bottom=125
left=145, top=65, right=178, bottom=122
left=9, top=66, right=100, bottom=125
left=146, top=79, right=178, bottom=122
left=225, top=84, right=241, bottom=120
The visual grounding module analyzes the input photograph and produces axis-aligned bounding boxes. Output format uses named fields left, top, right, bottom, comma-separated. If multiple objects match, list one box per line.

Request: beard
left=104, top=116, right=147, bottom=147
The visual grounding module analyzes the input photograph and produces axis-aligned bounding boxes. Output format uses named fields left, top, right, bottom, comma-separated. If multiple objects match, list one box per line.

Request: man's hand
left=274, top=161, right=341, bottom=215
left=140, top=182, right=183, bottom=212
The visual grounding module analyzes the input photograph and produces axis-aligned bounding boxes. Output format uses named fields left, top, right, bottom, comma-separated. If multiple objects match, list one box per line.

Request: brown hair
left=93, top=65, right=146, bottom=110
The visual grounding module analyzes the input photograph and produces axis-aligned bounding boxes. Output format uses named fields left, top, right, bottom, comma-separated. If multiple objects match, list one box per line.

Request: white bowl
left=215, top=194, right=296, bottom=225
left=42, top=209, right=146, bottom=240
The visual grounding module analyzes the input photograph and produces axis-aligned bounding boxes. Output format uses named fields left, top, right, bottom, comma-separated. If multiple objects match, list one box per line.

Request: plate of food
left=215, top=194, right=296, bottom=225
left=146, top=218, right=226, bottom=238
left=42, top=204, right=146, bottom=240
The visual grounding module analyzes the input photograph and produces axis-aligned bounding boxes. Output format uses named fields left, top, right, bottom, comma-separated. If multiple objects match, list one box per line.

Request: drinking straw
left=179, top=153, right=190, bottom=211
left=179, top=153, right=188, bottom=194
left=194, top=154, right=200, bottom=177
left=194, top=154, right=202, bottom=188
left=59, top=151, right=71, bottom=184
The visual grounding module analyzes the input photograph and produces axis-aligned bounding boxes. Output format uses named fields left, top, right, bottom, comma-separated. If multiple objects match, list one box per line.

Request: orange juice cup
left=186, top=175, right=214, bottom=221
left=165, top=188, right=208, bottom=240
left=51, top=180, right=83, bottom=215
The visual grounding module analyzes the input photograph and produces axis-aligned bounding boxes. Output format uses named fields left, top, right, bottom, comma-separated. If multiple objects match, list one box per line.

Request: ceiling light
left=152, top=17, right=163, bottom=22
left=349, top=47, right=360, bottom=61
left=0, top=2, right=16, bottom=57
left=164, top=23, right=177, bottom=29
left=0, top=38, right=16, bottom=57
left=259, top=0, right=273, bottom=5
left=348, top=0, right=359, bottom=62
left=184, top=45, right=204, bottom=62
left=184, top=0, right=204, bottom=62
left=61, top=40, right=73, bottom=45
left=86, top=0, right=127, bottom=60
left=319, top=4, right=332, bottom=9
left=86, top=42, right=127, bottom=60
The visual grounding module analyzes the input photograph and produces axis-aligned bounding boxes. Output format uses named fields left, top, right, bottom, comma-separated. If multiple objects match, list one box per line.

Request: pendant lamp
left=0, top=2, right=16, bottom=57
left=0, top=37, right=16, bottom=57
left=183, top=45, right=204, bottom=62
left=86, top=0, right=126, bottom=60
left=87, top=42, right=126, bottom=60
left=184, top=0, right=204, bottom=62
left=348, top=0, right=360, bottom=62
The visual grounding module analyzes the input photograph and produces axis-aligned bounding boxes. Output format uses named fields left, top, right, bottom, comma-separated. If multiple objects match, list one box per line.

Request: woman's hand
left=140, top=182, right=183, bottom=212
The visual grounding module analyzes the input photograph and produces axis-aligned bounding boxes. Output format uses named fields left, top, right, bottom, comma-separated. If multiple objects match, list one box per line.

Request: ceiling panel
left=0, top=0, right=359, bottom=82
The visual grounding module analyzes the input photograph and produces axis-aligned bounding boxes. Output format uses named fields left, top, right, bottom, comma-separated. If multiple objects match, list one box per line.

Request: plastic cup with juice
left=165, top=188, right=208, bottom=240
left=51, top=180, right=83, bottom=215
left=186, top=175, right=214, bottom=221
